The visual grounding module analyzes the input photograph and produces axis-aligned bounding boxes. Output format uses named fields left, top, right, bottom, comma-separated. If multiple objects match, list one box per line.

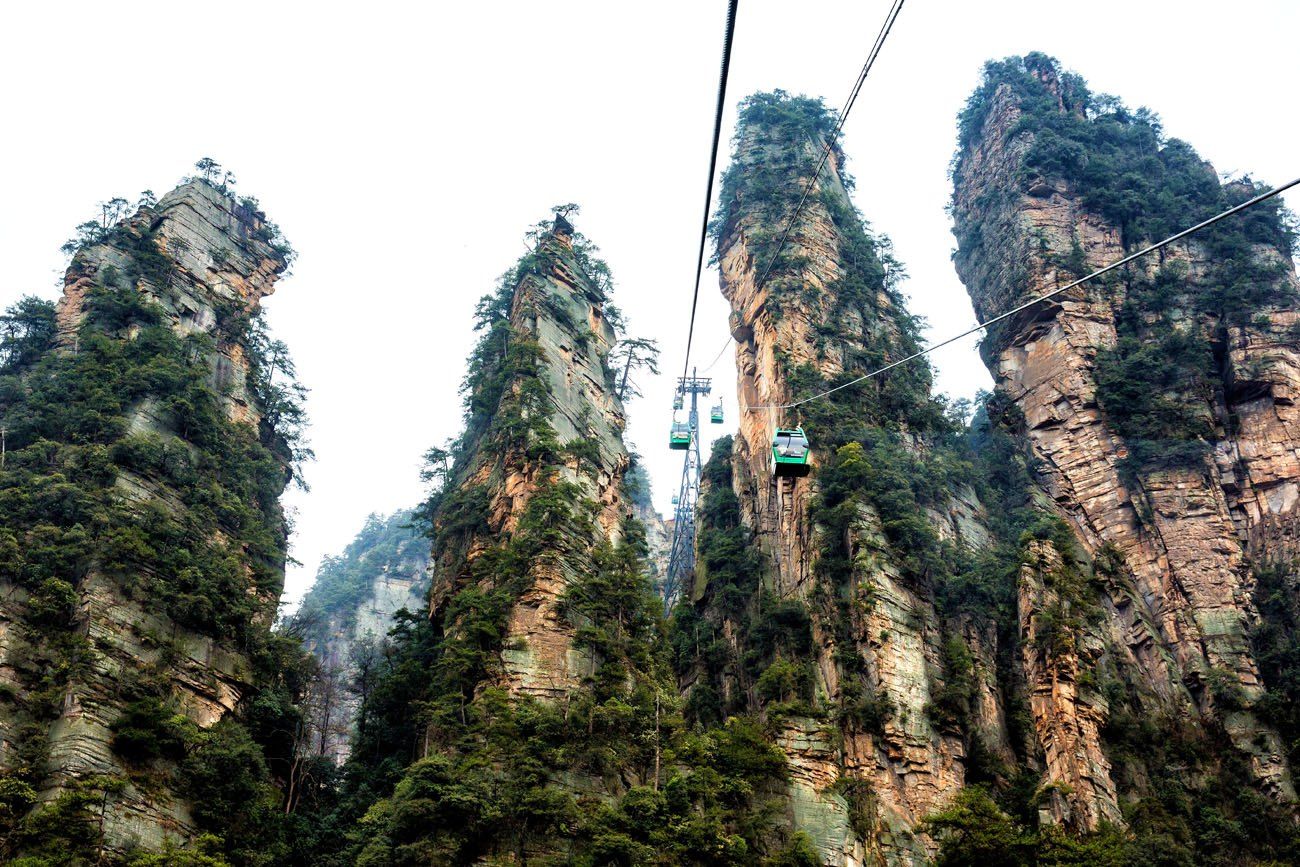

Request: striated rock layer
left=951, top=54, right=1299, bottom=827
left=0, top=180, right=293, bottom=853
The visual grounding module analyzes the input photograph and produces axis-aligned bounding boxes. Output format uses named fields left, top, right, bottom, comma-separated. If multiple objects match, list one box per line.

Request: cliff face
left=951, top=53, right=1299, bottom=846
left=297, top=510, right=429, bottom=764
left=693, top=93, right=1009, bottom=866
left=0, top=180, right=296, bottom=856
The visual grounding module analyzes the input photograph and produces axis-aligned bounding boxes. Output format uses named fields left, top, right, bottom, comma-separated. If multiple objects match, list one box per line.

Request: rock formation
left=682, top=73, right=1300, bottom=865
left=951, top=51, right=1299, bottom=848
left=339, top=212, right=687, bottom=864
left=14, top=55, right=1292, bottom=867
left=693, top=92, right=1008, bottom=865
left=0, top=179, right=298, bottom=857
left=425, top=214, right=633, bottom=701
left=297, top=510, right=429, bottom=764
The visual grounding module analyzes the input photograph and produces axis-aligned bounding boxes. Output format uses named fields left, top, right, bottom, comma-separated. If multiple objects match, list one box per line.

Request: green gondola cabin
left=710, top=403, right=724, bottom=424
left=669, top=421, right=691, bottom=450
left=772, top=426, right=812, bottom=477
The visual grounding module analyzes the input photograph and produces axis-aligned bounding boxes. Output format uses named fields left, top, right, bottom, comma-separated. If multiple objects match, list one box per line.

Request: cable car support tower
left=663, top=370, right=711, bottom=614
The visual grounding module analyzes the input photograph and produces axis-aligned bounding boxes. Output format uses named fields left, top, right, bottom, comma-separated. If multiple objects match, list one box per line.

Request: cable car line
left=750, top=0, right=906, bottom=294
left=740, top=174, right=1300, bottom=413
left=679, top=0, right=739, bottom=384
left=662, top=0, right=738, bottom=609
left=700, top=333, right=733, bottom=373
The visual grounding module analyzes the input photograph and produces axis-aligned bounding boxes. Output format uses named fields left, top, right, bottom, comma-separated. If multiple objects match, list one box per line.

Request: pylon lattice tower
left=664, top=369, right=711, bottom=613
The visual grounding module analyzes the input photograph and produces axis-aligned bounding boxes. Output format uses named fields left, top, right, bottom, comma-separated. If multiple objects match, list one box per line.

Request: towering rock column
left=706, top=92, right=1001, bottom=866
left=342, top=215, right=727, bottom=866
left=0, top=180, right=295, bottom=853
left=428, top=215, right=631, bottom=701
left=951, top=54, right=1298, bottom=812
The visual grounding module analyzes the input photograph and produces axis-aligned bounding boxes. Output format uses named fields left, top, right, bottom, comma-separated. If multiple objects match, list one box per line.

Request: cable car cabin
left=672, top=393, right=684, bottom=411
left=671, top=494, right=680, bottom=506
left=669, top=421, right=691, bottom=450
left=771, top=427, right=812, bottom=477
left=710, top=403, right=724, bottom=424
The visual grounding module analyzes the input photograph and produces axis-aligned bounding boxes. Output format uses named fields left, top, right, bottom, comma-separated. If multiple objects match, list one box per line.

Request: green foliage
left=60, top=197, right=132, bottom=257
left=1251, top=560, right=1300, bottom=768
left=181, top=721, right=286, bottom=866
left=0, top=774, right=127, bottom=865
left=1093, top=287, right=1215, bottom=476
left=353, top=711, right=797, bottom=866
left=813, top=437, right=959, bottom=584
left=1094, top=669, right=1300, bottom=866
left=609, top=336, right=661, bottom=400
left=563, top=515, right=665, bottom=689
left=0, top=188, right=317, bottom=865
left=111, top=697, right=193, bottom=764
left=925, top=785, right=1161, bottom=867
left=695, top=437, right=764, bottom=613
left=0, top=291, right=287, bottom=642
left=0, top=298, right=57, bottom=373
left=0, top=251, right=312, bottom=641
left=335, top=608, right=441, bottom=823
left=240, top=310, right=312, bottom=484
left=710, top=90, right=839, bottom=258
left=674, top=439, right=831, bottom=734
left=124, top=835, right=232, bottom=867
left=339, top=467, right=806, bottom=863
left=929, top=636, right=977, bottom=729
left=927, top=786, right=1035, bottom=866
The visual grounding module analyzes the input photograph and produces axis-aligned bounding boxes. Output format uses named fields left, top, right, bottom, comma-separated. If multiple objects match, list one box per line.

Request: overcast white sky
left=2, top=1, right=1296, bottom=608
